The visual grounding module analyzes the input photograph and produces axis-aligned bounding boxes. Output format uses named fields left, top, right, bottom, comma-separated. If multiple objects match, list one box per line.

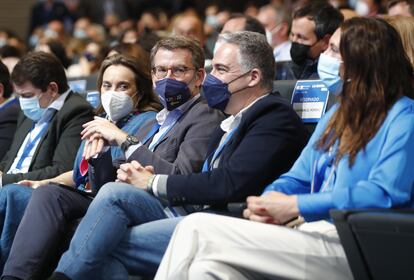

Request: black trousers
left=2, top=185, right=92, bottom=280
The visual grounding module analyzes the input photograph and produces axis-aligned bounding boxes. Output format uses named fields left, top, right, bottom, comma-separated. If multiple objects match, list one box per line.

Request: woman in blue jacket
left=154, top=17, right=414, bottom=280
left=0, top=54, right=161, bottom=278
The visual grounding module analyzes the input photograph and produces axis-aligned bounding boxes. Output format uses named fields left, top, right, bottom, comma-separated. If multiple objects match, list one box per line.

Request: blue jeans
left=55, top=182, right=173, bottom=279
left=85, top=218, right=182, bottom=280
left=0, top=184, right=34, bottom=271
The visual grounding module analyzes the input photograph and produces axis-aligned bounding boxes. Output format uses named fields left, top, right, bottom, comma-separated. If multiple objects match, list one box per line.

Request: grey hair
left=217, top=31, right=275, bottom=90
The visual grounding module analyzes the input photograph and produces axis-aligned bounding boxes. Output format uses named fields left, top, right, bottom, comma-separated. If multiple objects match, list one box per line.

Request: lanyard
left=15, top=123, right=50, bottom=170
left=311, top=147, right=336, bottom=193
left=202, top=127, right=238, bottom=172
left=146, top=111, right=184, bottom=152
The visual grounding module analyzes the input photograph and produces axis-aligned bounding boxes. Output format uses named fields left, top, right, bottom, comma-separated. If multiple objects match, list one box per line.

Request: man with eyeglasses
left=0, top=36, right=224, bottom=280
left=48, top=31, right=309, bottom=280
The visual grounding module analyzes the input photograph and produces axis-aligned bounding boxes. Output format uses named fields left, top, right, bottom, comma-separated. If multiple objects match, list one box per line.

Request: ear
left=48, top=82, right=60, bottom=97
left=279, top=22, right=290, bottom=37
left=194, top=68, right=206, bottom=88
left=247, top=68, right=261, bottom=88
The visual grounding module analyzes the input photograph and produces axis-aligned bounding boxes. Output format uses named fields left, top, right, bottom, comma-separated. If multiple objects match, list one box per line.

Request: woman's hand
left=81, top=116, right=128, bottom=146
left=243, top=191, right=299, bottom=225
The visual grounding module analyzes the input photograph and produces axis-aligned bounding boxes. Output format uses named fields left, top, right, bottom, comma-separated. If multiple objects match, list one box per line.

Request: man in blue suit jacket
left=50, top=31, right=310, bottom=280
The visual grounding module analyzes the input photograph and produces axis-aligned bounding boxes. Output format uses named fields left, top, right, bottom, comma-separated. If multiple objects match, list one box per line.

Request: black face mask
left=290, top=42, right=311, bottom=65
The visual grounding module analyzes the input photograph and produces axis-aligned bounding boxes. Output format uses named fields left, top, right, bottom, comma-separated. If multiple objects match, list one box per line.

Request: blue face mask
left=202, top=74, right=231, bottom=111
left=202, top=72, right=251, bottom=111
left=317, top=53, right=343, bottom=96
left=19, top=95, right=46, bottom=121
left=155, top=78, right=192, bottom=111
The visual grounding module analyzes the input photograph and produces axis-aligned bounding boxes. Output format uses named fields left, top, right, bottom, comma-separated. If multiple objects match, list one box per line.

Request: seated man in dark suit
left=0, top=61, right=19, bottom=161
left=276, top=2, right=343, bottom=80
left=1, top=36, right=224, bottom=280
left=0, top=52, right=94, bottom=271
left=49, top=31, right=310, bottom=280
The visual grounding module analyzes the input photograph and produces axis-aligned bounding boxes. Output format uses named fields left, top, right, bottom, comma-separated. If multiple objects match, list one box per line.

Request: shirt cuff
left=297, top=192, right=334, bottom=222
left=125, top=142, right=142, bottom=159
left=153, top=174, right=169, bottom=205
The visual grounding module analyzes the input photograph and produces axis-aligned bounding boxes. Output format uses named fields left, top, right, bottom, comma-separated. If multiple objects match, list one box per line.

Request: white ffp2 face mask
left=101, top=91, right=135, bottom=122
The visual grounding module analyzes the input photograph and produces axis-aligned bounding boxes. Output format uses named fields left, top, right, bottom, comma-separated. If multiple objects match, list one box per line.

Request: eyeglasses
left=152, top=66, right=195, bottom=79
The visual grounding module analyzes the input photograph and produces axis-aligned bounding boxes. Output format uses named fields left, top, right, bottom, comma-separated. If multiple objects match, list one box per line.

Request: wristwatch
left=121, top=134, right=140, bottom=151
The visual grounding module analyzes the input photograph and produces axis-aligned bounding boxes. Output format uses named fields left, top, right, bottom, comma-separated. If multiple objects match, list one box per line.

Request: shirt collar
left=0, top=96, right=16, bottom=109
left=220, top=93, right=269, bottom=133
left=156, top=93, right=200, bottom=126
left=48, top=89, right=71, bottom=111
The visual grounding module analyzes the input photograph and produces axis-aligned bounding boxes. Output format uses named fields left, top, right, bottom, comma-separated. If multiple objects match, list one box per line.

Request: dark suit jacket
left=276, top=59, right=319, bottom=80
left=89, top=97, right=225, bottom=189
left=0, top=92, right=94, bottom=185
left=0, top=99, right=19, bottom=161
left=162, top=92, right=310, bottom=209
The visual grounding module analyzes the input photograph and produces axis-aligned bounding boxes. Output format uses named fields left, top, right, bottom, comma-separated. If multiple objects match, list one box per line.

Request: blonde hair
left=384, top=15, right=414, bottom=67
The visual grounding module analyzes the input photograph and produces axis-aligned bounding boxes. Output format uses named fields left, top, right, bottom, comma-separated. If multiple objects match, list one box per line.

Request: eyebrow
left=212, top=63, right=230, bottom=70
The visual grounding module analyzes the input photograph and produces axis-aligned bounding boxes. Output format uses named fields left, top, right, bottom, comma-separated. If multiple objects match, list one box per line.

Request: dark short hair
left=150, top=35, right=205, bottom=70
left=0, top=45, right=22, bottom=58
left=293, top=2, right=344, bottom=40
left=11, top=51, right=69, bottom=93
left=218, top=31, right=275, bottom=90
left=0, top=60, right=12, bottom=98
left=228, top=13, right=266, bottom=36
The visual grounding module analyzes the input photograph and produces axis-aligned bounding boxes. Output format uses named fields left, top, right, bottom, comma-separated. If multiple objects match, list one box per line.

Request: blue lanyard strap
left=144, top=111, right=184, bottom=152
left=202, top=127, right=238, bottom=172
left=15, top=123, right=50, bottom=169
left=141, top=123, right=161, bottom=146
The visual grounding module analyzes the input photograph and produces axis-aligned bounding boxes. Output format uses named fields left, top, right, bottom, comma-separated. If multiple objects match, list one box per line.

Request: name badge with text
left=291, top=80, right=329, bottom=123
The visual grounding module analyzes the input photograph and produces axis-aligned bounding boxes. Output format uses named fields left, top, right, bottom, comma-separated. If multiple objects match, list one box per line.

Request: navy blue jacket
left=163, top=92, right=310, bottom=209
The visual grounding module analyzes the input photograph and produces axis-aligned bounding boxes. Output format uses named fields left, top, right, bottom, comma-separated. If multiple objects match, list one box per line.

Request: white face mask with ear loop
left=265, top=24, right=282, bottom=45
left=101, top=91, right=137, bottom=122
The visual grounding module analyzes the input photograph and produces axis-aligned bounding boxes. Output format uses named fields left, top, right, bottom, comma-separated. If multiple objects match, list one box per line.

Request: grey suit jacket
left=89, top=97, right=225, bottom=189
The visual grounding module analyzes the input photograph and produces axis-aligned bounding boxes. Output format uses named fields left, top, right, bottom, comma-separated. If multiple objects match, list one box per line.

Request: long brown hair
left=96, top=54, right=162, bottom=115
left=317, top=17, right=414, bottom=166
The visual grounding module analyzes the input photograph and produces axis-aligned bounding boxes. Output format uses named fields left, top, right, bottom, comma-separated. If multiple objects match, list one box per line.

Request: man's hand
left=243, top=191, right=299, bottom=225
left=81, top=116, right=128, bottom=146
left=117, top=160, right=155, bottom=189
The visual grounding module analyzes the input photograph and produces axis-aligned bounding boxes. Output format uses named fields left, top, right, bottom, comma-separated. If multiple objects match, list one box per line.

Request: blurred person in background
left=67, top=41, right=108, bottom=78
left=0, top=61, right=19, bottom=161
left=388, top=0, right=414, bottom=16
left=384, top=15, right=414, bottom=67
left=257, top=4, right=292, bottom=62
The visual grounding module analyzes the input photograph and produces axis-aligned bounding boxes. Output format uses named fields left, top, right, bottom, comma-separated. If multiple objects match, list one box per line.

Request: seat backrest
left=331, top=209, right=414, bottom=280
left=273, top=80, right=297, bottom=102
left=331, top=209, right=372, bottom=280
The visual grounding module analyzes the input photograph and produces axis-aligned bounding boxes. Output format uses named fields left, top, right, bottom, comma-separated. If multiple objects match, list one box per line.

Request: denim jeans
left=55, top=182, right=172, bottom=280
left=0, top=184, right=34, bottom=272
left=85, top=218, right=182, bottom=280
